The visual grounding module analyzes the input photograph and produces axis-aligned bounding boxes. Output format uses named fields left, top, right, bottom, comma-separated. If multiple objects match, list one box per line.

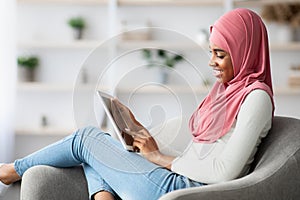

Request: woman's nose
left=208, top=60, right=217, bottom=67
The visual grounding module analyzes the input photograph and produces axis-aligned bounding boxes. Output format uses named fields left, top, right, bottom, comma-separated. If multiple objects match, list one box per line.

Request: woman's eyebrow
left=213, top=48, right=226, bottom=53
left=208, top=46, right=226, bottom=53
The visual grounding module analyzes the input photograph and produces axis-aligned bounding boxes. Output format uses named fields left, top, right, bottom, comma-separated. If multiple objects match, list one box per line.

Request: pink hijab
left=189, top=8, right=274, bottom=143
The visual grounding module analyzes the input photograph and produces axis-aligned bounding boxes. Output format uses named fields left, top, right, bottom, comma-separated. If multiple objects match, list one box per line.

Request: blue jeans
left=14, top=126, right=204, bottom=200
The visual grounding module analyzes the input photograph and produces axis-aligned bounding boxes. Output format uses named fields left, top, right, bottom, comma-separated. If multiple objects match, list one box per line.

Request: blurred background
left=1, top=0, right=300, bottom=198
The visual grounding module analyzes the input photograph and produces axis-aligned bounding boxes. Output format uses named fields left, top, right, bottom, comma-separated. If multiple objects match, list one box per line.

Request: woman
left=0, top=8, right=274, bottom=200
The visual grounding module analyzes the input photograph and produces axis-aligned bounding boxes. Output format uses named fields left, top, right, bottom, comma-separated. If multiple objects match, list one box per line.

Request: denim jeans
left=15, top=126, right=204, bottom=200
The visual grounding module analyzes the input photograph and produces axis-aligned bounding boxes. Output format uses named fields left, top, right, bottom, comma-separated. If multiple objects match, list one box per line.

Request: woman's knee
left=75, top=126, right=103, bottom=136
left=70, top=126, right=110, bottom=160
left=74, top=126, right=109, bottom=140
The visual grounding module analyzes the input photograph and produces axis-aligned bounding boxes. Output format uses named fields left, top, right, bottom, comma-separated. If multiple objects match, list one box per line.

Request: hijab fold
left=189, top=8, right=274, bottom=143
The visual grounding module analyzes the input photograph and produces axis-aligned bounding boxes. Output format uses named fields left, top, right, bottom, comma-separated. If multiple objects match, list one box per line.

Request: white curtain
left=0, top=0, right=17, bottom=162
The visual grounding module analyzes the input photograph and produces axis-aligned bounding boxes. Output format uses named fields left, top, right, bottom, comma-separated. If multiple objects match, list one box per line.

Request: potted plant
left=142, top=48, right=183, bottom=84
left=17, top=56, right=39, bottom=82
left=291, top=13, right=300, bottom=41
left=68, top=16, right=86, bottom=40
left=261, top=3, right=300, bottom=42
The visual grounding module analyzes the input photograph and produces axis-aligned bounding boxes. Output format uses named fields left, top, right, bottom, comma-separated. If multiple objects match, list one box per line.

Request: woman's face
left=209, top=43, right=234, bottom=84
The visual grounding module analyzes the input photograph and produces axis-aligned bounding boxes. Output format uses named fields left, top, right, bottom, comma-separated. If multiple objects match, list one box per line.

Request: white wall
left=13, top=2, right=300, bottom=159
left=0, top=0, right=17, bottom=162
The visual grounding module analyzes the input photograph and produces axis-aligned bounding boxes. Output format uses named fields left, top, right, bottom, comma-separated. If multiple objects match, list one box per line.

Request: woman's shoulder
left=238, top=89, right=272, bottom=119
left=244, top=89, right=272, bottom=105
left=237, top=89, right=272, bottom=135
left=239, top=89, right=273, bottom=122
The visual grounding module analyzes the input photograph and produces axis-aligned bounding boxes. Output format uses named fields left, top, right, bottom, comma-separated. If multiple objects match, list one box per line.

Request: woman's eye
left=217, top=54, right=225, bottom=59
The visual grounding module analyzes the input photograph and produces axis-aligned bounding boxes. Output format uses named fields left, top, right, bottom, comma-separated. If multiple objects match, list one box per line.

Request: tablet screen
left=97, top=91, right=134, bottom=151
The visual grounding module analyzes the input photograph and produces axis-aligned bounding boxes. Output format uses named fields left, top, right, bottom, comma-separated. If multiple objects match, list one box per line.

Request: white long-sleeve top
left=168, top=89, right=272, bottom=184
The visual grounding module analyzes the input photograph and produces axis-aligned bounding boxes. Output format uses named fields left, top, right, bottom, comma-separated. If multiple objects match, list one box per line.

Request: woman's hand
left=125, top=128, right=175, bottom=170
left=111, top=99, right=175, bottom=169
left=129, top=128, right=159, bottom=157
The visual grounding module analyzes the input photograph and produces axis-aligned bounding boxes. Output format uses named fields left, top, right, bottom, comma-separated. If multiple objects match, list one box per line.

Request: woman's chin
left=215, top=78, right=224, bottom=83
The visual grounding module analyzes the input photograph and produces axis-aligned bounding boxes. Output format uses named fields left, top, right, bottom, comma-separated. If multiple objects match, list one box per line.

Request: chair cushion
left=251, top=116, right=300, bottom=172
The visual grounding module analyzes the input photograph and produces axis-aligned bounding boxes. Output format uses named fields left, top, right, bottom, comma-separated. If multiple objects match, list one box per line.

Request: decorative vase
left=292, top=27, right=300, bottom=41
left=158, top=67, right=170, bottom=84
left=18, top=67, right=36, bottom=82
left=276, top=23, right=293, bottom=43
left=73, top=28, right=83, bottom=40
left=81, top=68, right=88, bottom=84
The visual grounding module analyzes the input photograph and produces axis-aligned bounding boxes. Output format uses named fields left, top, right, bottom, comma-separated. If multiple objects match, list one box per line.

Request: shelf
left=117, top=85, right=210, bottom=94
left=270, top=42, right=300, bottom=51
left=117, top=85, right=300, bottom=95
left=18, top=40, right=206, bottom=50
left=17, top=0, right=108, bottom=5
left=17, top=83, right=210, bottom=94
left=17, top=82, right=109, bottom=92
left=17, top=83, right=75, bottom=92
left=274, top=87, right=300, bottom=95
left=15, top=126, right=110, bottom=136
left=18, top=40, right=105, bottom=49
left=120, top=41, right=300, bottom=51
left=18, top=40, right=300, bottom=51
left=17, top=83, right=300, bottom=95
left=118, top=40, right=207, bottom=51
left=123, top=41, right=300, bottom=51
left=234, top=0, right=300, bottom=7
left=118, top=0, right=223, bottom=6
left=118, top=41, right=300, bottom=51
left=15, top=127, right=75, bottom=136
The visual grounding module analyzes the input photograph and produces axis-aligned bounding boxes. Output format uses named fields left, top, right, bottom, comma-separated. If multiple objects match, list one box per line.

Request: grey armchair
left=20, top=116, right=300, bottom=200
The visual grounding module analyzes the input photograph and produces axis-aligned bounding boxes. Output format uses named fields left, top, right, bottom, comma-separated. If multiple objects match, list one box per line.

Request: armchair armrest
left=21, top=165, right=89, bottom=200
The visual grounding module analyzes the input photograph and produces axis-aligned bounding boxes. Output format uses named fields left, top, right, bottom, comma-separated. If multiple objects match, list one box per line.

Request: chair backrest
left=250, top=116, right=300, bottom=172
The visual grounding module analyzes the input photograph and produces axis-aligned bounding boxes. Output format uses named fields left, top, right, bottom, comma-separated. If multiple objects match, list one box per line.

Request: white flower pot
left=18, top=67, right=36, bottom=82
left=276, top=24, right=293, bottom=43
left=158, top=67, right=170, bottom=84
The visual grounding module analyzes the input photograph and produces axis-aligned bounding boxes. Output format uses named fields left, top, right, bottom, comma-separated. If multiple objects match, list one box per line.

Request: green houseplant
left=17, top=56, right=39, bottom=82
left=142, top=49, right=183, bottom=84
left=68, top=16, right=86, bottom=40
left=261, top=3, right=300, bottom=41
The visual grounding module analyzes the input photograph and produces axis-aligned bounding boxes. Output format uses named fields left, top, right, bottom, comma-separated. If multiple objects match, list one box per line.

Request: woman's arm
left=111, top=98, right=176, bottom=169
left=171, top=89, right=273, bottom=183
left=126, top=128, right=175, bottom=170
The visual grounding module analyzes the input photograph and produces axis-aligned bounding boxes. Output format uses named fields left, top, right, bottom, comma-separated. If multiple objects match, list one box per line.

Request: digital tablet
left=97, top=91, right=134, bottom=151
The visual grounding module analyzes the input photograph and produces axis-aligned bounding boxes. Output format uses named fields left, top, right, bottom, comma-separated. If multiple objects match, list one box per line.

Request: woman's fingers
left=124, top=128, right=149, bottom=138
left=132, top=137, right=147, bottom=151
left=132, top=139, right=142, bottom=150
left=132, top=135, right=161, bottom=164
left=131, top=132, right=158, bottom=151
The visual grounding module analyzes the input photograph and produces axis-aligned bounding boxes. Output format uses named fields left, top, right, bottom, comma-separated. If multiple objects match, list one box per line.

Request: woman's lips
left=213, top=68, right=222, bottom=77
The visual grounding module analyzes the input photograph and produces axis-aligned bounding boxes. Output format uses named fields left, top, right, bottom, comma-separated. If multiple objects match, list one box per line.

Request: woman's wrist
left=148, top=151, right=174, bottom=170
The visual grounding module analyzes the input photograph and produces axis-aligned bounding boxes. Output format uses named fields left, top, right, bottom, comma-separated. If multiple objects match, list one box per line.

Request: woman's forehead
left=209, top=43, right=227, bottom=53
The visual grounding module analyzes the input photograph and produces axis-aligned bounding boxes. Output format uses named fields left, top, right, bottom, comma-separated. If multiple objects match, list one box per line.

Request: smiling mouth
left=213, top=68, right=223, bottom=77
